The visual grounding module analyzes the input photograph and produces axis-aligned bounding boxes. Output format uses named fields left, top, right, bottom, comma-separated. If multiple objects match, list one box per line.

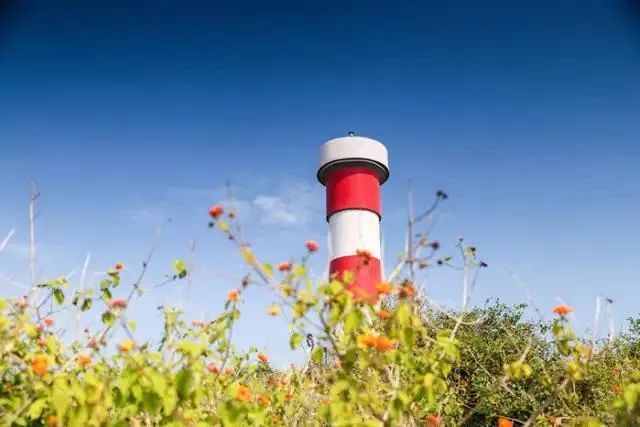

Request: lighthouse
left=317, top=134, right=390, bottom=303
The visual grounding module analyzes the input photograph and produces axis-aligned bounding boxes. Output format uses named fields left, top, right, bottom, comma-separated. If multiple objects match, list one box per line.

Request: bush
left=0, top=201, right=639, bottom=426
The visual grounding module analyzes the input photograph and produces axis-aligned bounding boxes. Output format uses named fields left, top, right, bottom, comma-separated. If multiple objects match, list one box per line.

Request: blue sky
left=1, top=1, right=639, bottom=365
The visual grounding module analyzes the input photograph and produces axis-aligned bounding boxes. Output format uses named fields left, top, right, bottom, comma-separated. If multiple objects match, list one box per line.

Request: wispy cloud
left=252, top=182, right=320, bottom=227
left=126, top=180, right=322, bottom=229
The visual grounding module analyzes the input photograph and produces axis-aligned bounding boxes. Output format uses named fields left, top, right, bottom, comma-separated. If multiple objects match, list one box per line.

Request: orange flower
left=257, top=394, right=270, bottom=406
left=305, top=240, right=319, bottom=252
left=277, top=262, right=292, bottom=272
left=207, top=363, right=220, bottom=374
left=191, top=319, right=205, bottom=327
left=108, top=298, right=127, bottom=310
left=552, top=304, right=574, bottom=317
left=377, top=309, right=392, bottom=320
left=208, top=204, right=224, bottom=219
left=227, top=289, right=240, bottom=302
left=257, top=353, right=269, bottom=364
left=43, top=317, right=54, bottom=327
left=358, top=334, right=378, bottom=349
left=266, top=304, right=281, bottom=316
left=376, top=282, right=393, bottom=295
left=31, top=354, right=49, bottom=377
left=498, top=417, right=514, bottom=427
left=76, top=353, right=92, bottom=368
left=374, top=336, right=396, bottom=352
left=398, top=282, right=415, bottom=299
left=46, top=415, right=59, bottom=427
left=114, top=262, right=125, bottom=272
left=425, top=415, right=442, bottom=427
left=118, top=339, right=134, bottom=353
left=235, top=384, right=252, bottom=402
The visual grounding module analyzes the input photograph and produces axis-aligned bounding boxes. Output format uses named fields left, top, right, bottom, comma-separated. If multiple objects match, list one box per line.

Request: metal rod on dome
left=317, top=133, right=390, bottom=303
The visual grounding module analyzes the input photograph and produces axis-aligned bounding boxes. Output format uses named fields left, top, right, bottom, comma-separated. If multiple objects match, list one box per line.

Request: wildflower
left=377, top=309, right=392, bottom=320
left=191, top=319, right=205, bottom=327
left=266, top=304, right=281, bottom=316
left=497, top=417, right=514, bottom=427
left=277, top=262, right=292, bottom=272
left=227, top=289, right=240, bottom=302
left=425, top=415, right=442, bottom=427
left=376, top=282, right=393, bottom=296
left=374, top=336, right=396, bottom=352
left=305, top=240, right=319, bottom=252
left=46, top=415, right=59, bottom=427
left=31, top=354, right=49, bottom=376
left=357, top=334, right=378, bottom=349
left=118, top=339, right=134, bottom=353
left=207, top=363, right=220, bottom=374
left=235, top=384, right=252, bottom=402
left=108, top=298, right=127, bottom=310
left=208, top=204, right=224, bottom=219
left=223, top=367, right=234, bottom=376
left=76, top=353, right=91, bottom=368
left=88, top=338, right=99, bottom=350
left=398, top=282, right=415, bottom=299
left=552, top=304, right=574, bottom=317
left=257, top=394, right=270, bottom=406
left=43, top=317, right=54, bottom=327
left=257, top=353, right=269, bottom=364
left=356, top=249, right=373, bottom=265
left=114, top=262, right=125, bottom=272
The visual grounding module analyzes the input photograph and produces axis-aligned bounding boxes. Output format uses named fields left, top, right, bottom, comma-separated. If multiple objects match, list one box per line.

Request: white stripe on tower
left=317, top=134, right=390, bottom=303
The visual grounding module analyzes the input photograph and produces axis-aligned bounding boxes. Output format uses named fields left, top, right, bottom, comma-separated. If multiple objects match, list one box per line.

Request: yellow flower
left=118, top=339, right=134, bottom=353
left=76, top=353, right=92, bottom=368
left=266, top=304, right=281, bottom=316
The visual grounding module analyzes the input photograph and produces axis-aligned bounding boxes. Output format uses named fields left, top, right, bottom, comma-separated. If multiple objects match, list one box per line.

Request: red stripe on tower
left=317, top=133, right=390, bottom=303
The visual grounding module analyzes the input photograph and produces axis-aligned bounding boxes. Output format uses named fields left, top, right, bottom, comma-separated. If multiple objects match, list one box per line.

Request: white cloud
left=252, top=182, right=320, bottom=227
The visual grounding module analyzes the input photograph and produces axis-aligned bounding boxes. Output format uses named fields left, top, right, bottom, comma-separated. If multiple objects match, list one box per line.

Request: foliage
left=0, top=200, right=639, bottom=426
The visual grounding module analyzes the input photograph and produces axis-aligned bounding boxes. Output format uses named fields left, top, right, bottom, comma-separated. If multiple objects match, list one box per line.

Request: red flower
left=206, top=363, right=220, bottom=374
left=277, top=262, right=292, bottom=272
left=43, top=317, right=54, bottom=327
left=108, top=298, right=128, bottom=310
left=257, top=353, right=269, bottom=364
left=208, top=204, right=224, bottom=219
left=114, top=263, right=125, bottom=272
left=305, top=240, right=319, bottom=252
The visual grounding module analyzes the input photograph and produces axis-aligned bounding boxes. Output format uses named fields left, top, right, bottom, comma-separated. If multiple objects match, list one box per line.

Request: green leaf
left=311, top=347, right=325, bottom=364
left=27, top=398, right=47, bottom=419
left=289, top=332, right=303, bottom=350
left=81, top=298, right=92, bottom=311
left=176, top=367, right=194, bottom=400
left=101, top=311, right=115, bottom=326
left=53, top=288, right=65, bottom=305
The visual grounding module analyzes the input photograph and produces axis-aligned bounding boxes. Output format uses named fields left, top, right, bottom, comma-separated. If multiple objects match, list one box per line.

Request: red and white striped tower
left=317, top=134, right=390, bottom=303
